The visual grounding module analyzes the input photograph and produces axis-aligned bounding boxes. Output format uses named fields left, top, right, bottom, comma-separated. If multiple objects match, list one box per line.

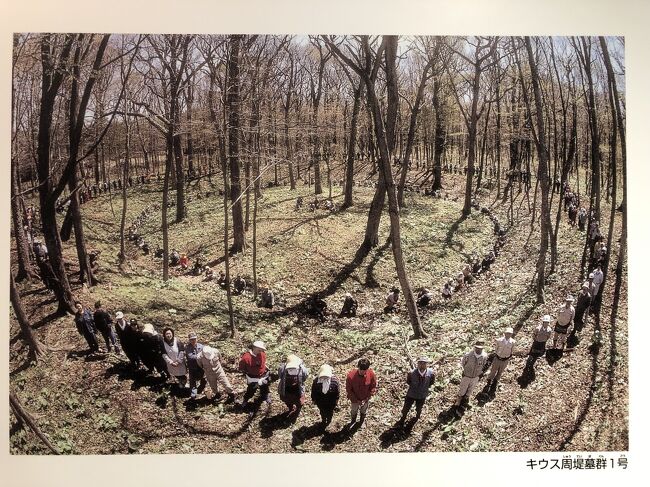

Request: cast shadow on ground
left=259, top=411, right=297, bottom=439
left=379, top=417, right=418, bottom=449
left=291, top=422, right=325, bottom=448
left=320, top=422, right=362, bottom=451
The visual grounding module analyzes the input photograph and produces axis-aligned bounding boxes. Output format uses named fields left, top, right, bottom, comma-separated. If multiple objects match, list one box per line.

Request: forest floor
left=9, top=171, right=628, bottom=454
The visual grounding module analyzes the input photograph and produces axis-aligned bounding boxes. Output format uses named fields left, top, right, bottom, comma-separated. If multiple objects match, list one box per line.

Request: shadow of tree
left=365, top=238, right=391, bottom=288
left=558, top=314, right=601, bottom=450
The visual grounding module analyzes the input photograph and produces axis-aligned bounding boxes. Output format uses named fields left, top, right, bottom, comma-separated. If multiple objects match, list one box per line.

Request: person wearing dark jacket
left=339, top=293, right=358, bottom=317
left=573, top=284, right=592, bottom=332
left=138, top=323, right=169, bottom=380
left=115, top=313, right=140, bottom=367
left=185, top=332, right=207, bottom=399
left=398, top=358, right=435, bottom=425
left=93, top=301, right=121, bottom=353
left=277, top=354, right=310, bottom=420
left=311, top=363, right=340, bottom=431
left=74, top=302, right=99, bottom=353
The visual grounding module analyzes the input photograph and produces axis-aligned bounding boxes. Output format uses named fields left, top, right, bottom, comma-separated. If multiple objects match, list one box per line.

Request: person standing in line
left=574, top=285, right=592, bottom=332
left=196, top=344, right=235, bottom=403
left=530, top=315, right=553, bottom=356
left=185, top=332, right=207, bottom=399
left=277, top=354, right=310, bottom=420
left=454, top=341, right=488, bottom=409
left=553, top=296, right=575, bottom=350
left=345, top=358, right=377, bottom=427
left=486, top=327, right=515, bottom=394
left=238, top=340, right=271, bottom=406
left=93, top=301, right=121, bottom=354
left=161, top=327, right=188, bottom=387
left=397, top=357, right=435, bottom=426
left=74, top=301, right=100, bottom=353
left=311, top=364, right=340, bottom=431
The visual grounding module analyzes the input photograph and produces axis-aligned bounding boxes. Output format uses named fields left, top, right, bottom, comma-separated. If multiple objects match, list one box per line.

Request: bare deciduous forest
left=9, top=34, right=627, bottom=454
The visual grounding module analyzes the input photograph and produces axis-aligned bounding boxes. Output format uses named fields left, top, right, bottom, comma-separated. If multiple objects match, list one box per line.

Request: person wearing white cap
left=486, top=327, right=515, bottom=393
left=196, top=345, right=235, bottom=403
left=398, top=357, right=435, bottom=425
left=455, top=341, right=488, bottom=408
left=238, top=340, right=271, bottom=406
left=340, top=293, right=358, bottom=317
left=277, top=354, right=310, bottom=419
left=531, top=315, right=553, bottom=355
left=583, top=273, right=597, bottom=298
left=311, top=364, right=340, bottom=430
left=553, top=296, right=575, bottom=350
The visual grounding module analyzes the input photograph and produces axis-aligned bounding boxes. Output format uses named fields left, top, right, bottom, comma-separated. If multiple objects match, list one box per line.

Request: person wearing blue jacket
left=397, top=357, right=435, bottom=425
left=277, top=354, right=309, bottom=420
left=74, top=302, right=99, bottom=353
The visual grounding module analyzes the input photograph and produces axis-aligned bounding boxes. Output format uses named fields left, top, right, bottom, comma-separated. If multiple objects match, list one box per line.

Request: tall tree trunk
left=119, top=111, right=130, bottom=264
left=226, top=35, right=246, bottom=252
left=10, top=272, right=46, bottom=360
left=361, top=173, right=386, bottom=250
left=599, top=36, right=626, bottom=320
left=11, top=159, right=36, bottom=281
left=525, top=37, right=552, bottom=304
left=373, top=36, right=425, bottom=338
left=222, top=139, right=236, bottom=338
left=432, top=78, right=446, bottom=192
left=173, top=129, right=186, bottom=222
left=343, top=80, right=363, bottom=208
left=161, top=134, right=173, bottom=281
left=462, top=67, right=481, bottom=217
left=68, top=170, right=96, bottom=285
left=398, top=60, right=432, bottom=207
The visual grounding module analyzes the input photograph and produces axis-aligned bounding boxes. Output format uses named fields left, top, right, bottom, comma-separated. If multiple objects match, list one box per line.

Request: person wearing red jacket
left=345, top=358, right=377, bottom=426
left=238, top=340, right=270, bottom=406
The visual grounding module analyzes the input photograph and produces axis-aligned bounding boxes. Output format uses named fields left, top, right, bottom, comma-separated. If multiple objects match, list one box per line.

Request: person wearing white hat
left=277, top=354, right=310, bottom=419
left=553, top=296, right=575, bottom=350
left=455, top=341, right=488, bottom=408
left=340, top=293, right=358, bottom=317
left=531, top=315, right=553, bottom=355
left=398, top=357, right=435, bottom=425
left=238, top=340, right=271, bottom=406
left=486, top=327, right=515, bottom=393
left=311, top=364, right=340, bottom=430
left=196, top=345, right=235, bottom=403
